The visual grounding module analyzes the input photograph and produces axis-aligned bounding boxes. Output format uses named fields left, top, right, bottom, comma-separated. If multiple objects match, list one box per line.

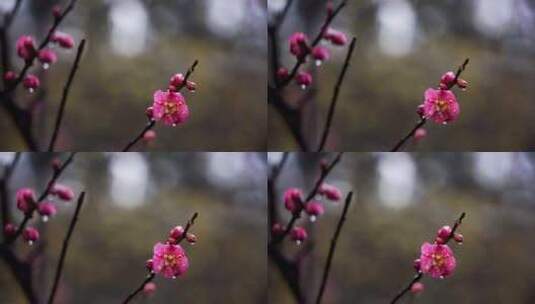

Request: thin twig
left=317, top=37, right=357, bottom=151
left=5, top=153, right=76, bottom=245
left=270, top=152, right=343, bottom=246
left=316, top=191, right=353, bottom=304
left=390, top=212, right=466, bottom=304
left=390, top=58, right=470, bottom=152
left=47, top=191, right=85, bottom=304
left=278, top=0, right=348, bottom=88
left=0, top=153, right=21, bottom=231
left=121, top=60, right=198, bottom=152
left=48, top=39, right=86, bottom=152
left=122, top=212, right=198, bottom=304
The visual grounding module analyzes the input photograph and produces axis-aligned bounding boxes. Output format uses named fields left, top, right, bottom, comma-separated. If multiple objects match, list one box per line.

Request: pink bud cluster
left=277, top=4, right=348, bottom=89
left=411, top=223, right=465, bottom=294
left=5, top=6, right=75, bottom=93
left=4, top=179, right=75, bottom=245
left=272, top=182, right=342, bottom=245
left=144, top=225, right=197, bottom=281
left=417, top=71, right=469, bottom=125
left=145, top=72, right=197, bottom=127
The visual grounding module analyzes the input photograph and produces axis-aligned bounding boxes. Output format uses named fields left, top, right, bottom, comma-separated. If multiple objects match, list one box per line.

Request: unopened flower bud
left=51, top=32, right=75, bottom=49
left=169, top=226, right=185, bottom=240
left=4, top=71, right=17, bottom=82
left=145, top=259, right=154, bottom=272
left=52, top=158, right=62, bottom=171
left=145, top=107, right=154, bottom=120
left=410, top=282, right=424, bottom=294
left=52, top=5, right=62, bottom=19
left=437, top=225, right=452, bottom=240
left=305, top=201, right=324, bottom=222
left=38, top=201, right=57, bottom=219
left=23, top=74, right=40, bottom=91
left=439, top=71, right=456, bottom=90
left=276, top=67, right=289, bottom=81
left=38, top=49, right=58, bottom=66
left=23, top=227, right=39, bottom=244
left=16, top=35, right=36, bottom=61
left=16, top=188, right=36, bottom=214
left=319, top=183, right=342, bottom=201
left=186, top=233, right=197, bottom=244
left=143, top=130, right=156, bottom=142
left=311, top=46, right=330, bottom=65
left=324, top=28, right=347, bottom=46
left=170, top=73, right=185, bottom=88
left=4, top=223, right=16, bottom=237
left=51, top=184, right=74, bottom=201
left=186, top=80, right=196, bottom=92
left=143, top=282, right=156, bottom=295
left=413, top=258, right=421, bottom=272
left=290, top=226, right=308, bottom=244
left=296, top=71, right=312, bottom=89
left=414, top=128, right=427, bottom=142
left=283, top=188, right=303, bottom=213
left=271, top=223, right=284, bottom=236
left=453, top=233, right=463, bottom=244
left=456, top=78, right=468, bottom=90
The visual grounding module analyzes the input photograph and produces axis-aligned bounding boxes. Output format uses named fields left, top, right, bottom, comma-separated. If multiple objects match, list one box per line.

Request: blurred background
left=269, top=152, right=535, bottom=303
left=0, top=152, right=267, bottom=303
left=268, top=0, right=535, bottom=151
left=0, top=0, right=266, bottom=150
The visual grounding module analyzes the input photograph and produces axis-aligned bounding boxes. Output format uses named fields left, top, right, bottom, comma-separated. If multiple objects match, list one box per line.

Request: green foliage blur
left=0, top=152, right=267, bottom=303
left=0, top=0, right=266, bottom=150
left=269, top=152, right=535, bottom=303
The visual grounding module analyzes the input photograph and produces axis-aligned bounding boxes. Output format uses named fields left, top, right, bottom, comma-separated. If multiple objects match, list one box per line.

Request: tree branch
left=5, top=152, right=76, bottom=245
left=390, top=58, right=470, bottom=152
left=47, top=191, right=85, bottom=304
left=317, top=37, right=357, bottom=151
left=315, top=191, right=353, bottom=304
left=122, top=212, right=198, bottom=304
left=390, top=212, right=466, bottom=304
left=47, top=39, right=86, bottom=152
left=1, top=152, right=21, bottom=231
left=121, top=60, right=199, bottom=152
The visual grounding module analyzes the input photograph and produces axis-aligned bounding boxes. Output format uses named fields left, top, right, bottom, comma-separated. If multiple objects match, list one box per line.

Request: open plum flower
left=421, top=88, right=460, bottom=124
left=151, top=243, right=189, bottom=279
left=151, top=90, right=190, bottom=127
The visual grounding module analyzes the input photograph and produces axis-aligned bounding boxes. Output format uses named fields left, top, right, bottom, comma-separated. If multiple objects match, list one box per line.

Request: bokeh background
left=0, top=0, right=266, bottom=150
left=268, top=0, right=535, bottom=151
left=269, top=152, right=535, bottom=303
left=0, top=152, right=267, bottom=303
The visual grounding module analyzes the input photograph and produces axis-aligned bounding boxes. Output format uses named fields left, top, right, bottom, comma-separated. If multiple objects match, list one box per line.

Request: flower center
left=164, top=254, right=178, bottom=267
left=164, top=101, right=178, bottom=115
left=431, top=253, right=445, bottom=267
left=436, top=99, right=448, bottom=112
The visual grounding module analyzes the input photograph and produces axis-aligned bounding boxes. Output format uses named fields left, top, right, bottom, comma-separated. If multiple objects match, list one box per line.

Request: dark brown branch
left=1, top=152, right=21, bottom=234
left=278, top=0, right=348, bottom=88
left=48, top=39, right=86, bottom=152
left=390, top=212, right=466, bottom=304
left=121, top=60, right=198, bottom=152
left=2, top=0, right=24, bottom=29
left=315, top=191, right=353, bottom=304
left=390, top=58, right=470, bottom=152
left=3, top=0, right=79, bottom=94
left=122, top=212, right=198, bottom=304
left=317, top=37, right=357, bottom=151
left=270, top=152, right=343, bottom=247
left=47, top=191, right=85, bottom=304
left=5, top=153, right=76, bottom=245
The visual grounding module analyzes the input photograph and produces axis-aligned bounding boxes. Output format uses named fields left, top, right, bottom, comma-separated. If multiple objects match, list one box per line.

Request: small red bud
left=186, top=233, right=197, bottom=244
left=145, top=259, right=154, bottom=272
left=52, top=5, right=62, bottom=19
left=454, top=233, right=464, bottom=244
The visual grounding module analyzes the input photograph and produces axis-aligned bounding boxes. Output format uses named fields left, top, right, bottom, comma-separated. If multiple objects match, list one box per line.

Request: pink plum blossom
left=51, top=184, right=74, bottom=201
left=324, top=28, right=348, bottom=46
left=421, top=88, right=460, bottom=124
left=38, top=201, right=57, bottom=220
left=296, top=71, right=312, bottom=89
left=169, top=226, right=185, bottom=240
left=318, top=183, right=342, bottom=201
left=16, top=188, right=35, bottom=213
left=283, top=188, right=303, bottom=213
left=143, top=282, right=157, bottom=295
left=16, top=35, right=36, bottom=60
left=410, top=282, right=425, bottom=294
left=419, top=242, right=456, bottom=279
left=290, top=226, right=308, bottom=243
left=305, top=201, right=324, bottom=221
left=152, top=90, right=190, bottom=126
left=152, top=242, right=189, bottom=278
left=169, top=73, right=185, bottom=88
left=23, top=75, right=40, bottom=91
left=23, top=227, right=40, bottom=243
left=4, top=223, right=16, bottom=236
left=289, top=32, right=309, bottom=58
left=439, top=71, right=456, bottom=89
left=312, top=46, right=330, bottom=64
left=38, top=49, right=58, bottom=66
left=51, top=32, right=75, bottom=49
